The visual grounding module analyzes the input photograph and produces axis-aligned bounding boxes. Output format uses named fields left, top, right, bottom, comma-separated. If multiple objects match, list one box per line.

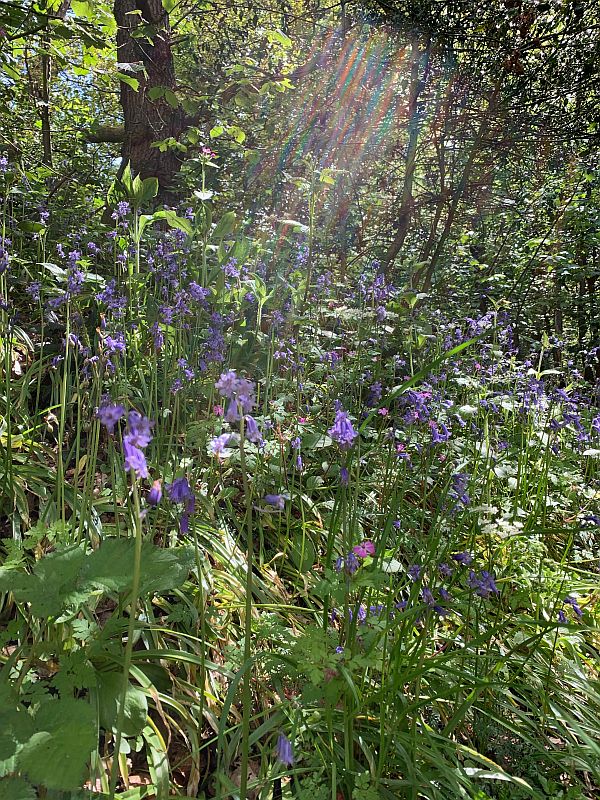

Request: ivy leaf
left=18, top=698, right=96, bottom=791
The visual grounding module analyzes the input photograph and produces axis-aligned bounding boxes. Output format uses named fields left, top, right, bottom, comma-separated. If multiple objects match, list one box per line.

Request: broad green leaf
left=0, top=709, right=35, bottom=777
left=96, top=671, right=148, bottom=737
left=0, top=545, right=87, bottom=618
left=153, top=209, right=193, bottom=234
left=18, top=699, right=96, bottom=791
left=209, top=125, right=224, bottom=138
left=116, top=72, right=140, bottom=92
left=266, top=29, right=293, bottom=48
left=18, top=221, right=45, bottom=234
left=212, top=211, right=237, bottom=240
left=147, top=86, right=165, bottom=101
left=0, top=777, right=35, bottom=800
left=164, top=88, right=179, bottom=108
left=82, top=538, right=194, bottom=595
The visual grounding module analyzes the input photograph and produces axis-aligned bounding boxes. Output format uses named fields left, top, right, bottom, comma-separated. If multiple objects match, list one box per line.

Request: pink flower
left=353, top=540, right=375, bottom=558
left=378, top=408, right=389, bottom=416
left=213, top=404, right=224, bottom=416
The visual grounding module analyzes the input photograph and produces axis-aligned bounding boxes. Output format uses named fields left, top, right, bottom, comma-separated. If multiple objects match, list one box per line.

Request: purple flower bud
left=147, top=480, right=162, bottom=506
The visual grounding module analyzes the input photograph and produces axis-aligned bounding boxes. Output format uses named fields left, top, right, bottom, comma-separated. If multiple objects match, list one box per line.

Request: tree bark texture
left=114, top=0, right=186, bottom=200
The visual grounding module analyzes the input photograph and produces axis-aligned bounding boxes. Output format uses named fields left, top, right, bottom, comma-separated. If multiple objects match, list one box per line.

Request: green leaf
left=266, top=29, right=293, bottom=48
left=18, top=698, right=96, bottom=791
left=0, top=777, right=35, bottom=800
left=139, top=176, right=159, bottom=204
left=0, top=708, right=35, bottom=777
left=18, top=221, right=45, bottom=234
left=209, top=125, right=224, bottom=138
left=213, top=211, right=237, bottom=240
left=227, top=124, right=246, bottom=144
left=83, top=539, right=193, bottom=596
left=153, top=209, right=193, bottom=235
left=147, top=86, right=166, bottom=101
left=0, top=545, right=87, bottom=618
left=96, top=671, right=148, bottom=737
left=164, top=88, right=179, bottom=108
left=116, top=72, right=140, bottom=91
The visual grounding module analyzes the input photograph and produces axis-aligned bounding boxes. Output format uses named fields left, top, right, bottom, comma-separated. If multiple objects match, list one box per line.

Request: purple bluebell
left=147, top=480, right=162, bottom=506
left=210, top=433, right=233, bottom=457
left=126, top=411, right=153, bottom=448
left=166, top=477, right=194, bottom=505
left=452, top=551, right=473, bottom=566
left=328, top=408, right=358, bottom=450
left=123, top=438, right=149, bottom=479
left=244, top=415, right=262, bottom=444
left=468, top=570, right=499, bottom=599
left=97, top=402, right=125, bottom=433
left=564, top=595, right=583, bottom=618
left=264, top=494, right=285, bottom=510
left=276, top=733, right=294, bottom=767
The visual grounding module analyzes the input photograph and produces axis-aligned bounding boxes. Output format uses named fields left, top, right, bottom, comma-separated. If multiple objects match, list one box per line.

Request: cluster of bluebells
left=214, top=370, right=262, bottom=445
left=328, top=403, right=358, bottom=450
left=96, top=403, right=154, bottom=481
left=96, top=279, right=127, bottom=318
left=48, top=249, right=85, bottom=309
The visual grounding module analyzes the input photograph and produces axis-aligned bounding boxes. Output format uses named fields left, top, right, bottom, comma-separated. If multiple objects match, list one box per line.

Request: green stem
left=238, top=416, right=254, bottom=800
left=109, top=475, right=144, bottom=800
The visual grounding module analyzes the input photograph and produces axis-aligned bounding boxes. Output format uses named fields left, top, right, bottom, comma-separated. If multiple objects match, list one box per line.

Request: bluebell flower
left=126, top=411, right=154, bottom=448
left=452, top=551, right=473, bottom=566
left=328, top=408, right=358, bottom=450
left=244, top=415, right=262, bottom=444
left=276, top=733, right=294, bottom=767
left=564, top=595, right=583, bottom=618
left=96, top=402, right=125, bottom=433
left=147, top=480, right=162, bottom=506
left=123, top=438, right=149, bottom=479
left=264, top=494, right=285, bottom=510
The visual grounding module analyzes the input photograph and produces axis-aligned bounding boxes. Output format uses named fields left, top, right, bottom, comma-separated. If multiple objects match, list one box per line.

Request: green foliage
left=1, top=1, right=600, bottom=798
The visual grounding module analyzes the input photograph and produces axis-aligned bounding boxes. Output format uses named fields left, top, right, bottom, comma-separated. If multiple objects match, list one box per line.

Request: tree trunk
left=381, top=38, right=430, bottom=274
left=114, top=0, right=186, bottom=202
left=417, top=77, right=502, bottom=292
